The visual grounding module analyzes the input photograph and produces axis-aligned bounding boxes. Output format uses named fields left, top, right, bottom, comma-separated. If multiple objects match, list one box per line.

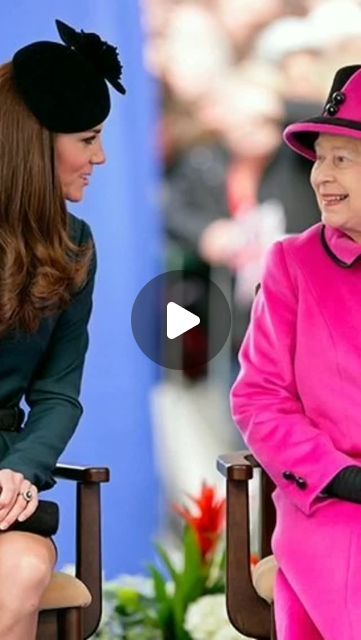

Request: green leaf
left=182, top=526, right=207, bottom=597
left=206, top=545, right=226, bottom=591
left=154, top=542, right=179, bottom=584
left=172, top=527, right=208, bottom=639
left=148, top=566, right=176, bottom=636
left=149, top=566, right=168, bottom=604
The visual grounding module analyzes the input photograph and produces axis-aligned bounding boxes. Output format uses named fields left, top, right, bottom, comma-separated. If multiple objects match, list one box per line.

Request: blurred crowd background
left=139, top=0, right=361, bottom=546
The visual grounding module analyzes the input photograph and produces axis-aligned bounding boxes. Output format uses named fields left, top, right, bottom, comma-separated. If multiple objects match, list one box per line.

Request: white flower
left=110, top=573, right=154, bottom=597
left=184, top=594, right=255, bottom=640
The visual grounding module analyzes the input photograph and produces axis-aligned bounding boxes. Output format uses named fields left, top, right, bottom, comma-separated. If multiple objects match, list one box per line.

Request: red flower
left=251, top=553, right=260, bottom=567
left=173, top=483, right=226, bottom=561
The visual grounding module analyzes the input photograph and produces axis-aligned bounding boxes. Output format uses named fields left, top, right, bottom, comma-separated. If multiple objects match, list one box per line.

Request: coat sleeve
left=230, top=240, right=358, bottom=516
left=0, top=222, right=97, bottom=490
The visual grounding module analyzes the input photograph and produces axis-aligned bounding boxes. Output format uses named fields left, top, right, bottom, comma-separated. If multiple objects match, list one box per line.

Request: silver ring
left=20, top=490, right=33, bottom=503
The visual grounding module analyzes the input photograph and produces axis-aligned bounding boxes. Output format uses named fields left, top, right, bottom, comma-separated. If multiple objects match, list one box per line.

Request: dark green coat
left=0, top=212, right=96, bottom=490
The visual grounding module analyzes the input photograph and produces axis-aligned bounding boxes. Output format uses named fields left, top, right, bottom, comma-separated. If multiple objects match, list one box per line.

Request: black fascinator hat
left=12, top=19, right=126, bottom=133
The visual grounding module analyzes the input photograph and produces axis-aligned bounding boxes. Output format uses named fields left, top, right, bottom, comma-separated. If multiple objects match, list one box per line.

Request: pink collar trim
left=323, top=225, right=361, bottom=265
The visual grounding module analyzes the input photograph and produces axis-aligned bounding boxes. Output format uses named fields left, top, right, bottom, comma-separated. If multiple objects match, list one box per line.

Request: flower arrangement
left=93, top=483, right=256, bottom=639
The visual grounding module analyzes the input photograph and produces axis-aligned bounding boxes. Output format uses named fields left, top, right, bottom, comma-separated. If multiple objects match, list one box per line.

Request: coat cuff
left=279, top=454, right=361, bottom=515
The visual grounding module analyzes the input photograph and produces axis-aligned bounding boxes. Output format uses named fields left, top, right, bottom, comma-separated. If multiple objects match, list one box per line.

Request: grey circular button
left=131, top=270, right=231, bottom=370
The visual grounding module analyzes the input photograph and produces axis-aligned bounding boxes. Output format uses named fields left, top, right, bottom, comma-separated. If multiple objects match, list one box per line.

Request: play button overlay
left=167, top=302, right=200, bottom=339
left=131, top=270, right=231, bottom=370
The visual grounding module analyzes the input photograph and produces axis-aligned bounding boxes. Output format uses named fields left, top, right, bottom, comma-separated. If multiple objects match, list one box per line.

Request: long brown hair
left=0, top=62, right=93, bottom=337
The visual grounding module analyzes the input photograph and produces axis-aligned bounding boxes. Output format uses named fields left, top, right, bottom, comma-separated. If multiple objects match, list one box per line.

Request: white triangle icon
left=167, top=302, right=200, bottom=339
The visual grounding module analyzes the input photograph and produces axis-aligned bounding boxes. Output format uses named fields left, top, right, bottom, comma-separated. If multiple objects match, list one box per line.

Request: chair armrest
left=218, top=451, right=271, bottom=637
left=54, top=463, right=110, bottom=637
left=54, top=464, right=110, bottom=483
left=217, top=450, right=258, bottom=481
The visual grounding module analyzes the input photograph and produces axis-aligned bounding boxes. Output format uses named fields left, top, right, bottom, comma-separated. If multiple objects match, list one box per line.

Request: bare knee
left=0, top=533, right=55, bottom=616
left=12, top=546, right=53, bottom=589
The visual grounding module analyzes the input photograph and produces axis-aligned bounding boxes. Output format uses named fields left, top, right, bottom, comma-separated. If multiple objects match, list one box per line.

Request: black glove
left=323, top=466, right=361, bottom=504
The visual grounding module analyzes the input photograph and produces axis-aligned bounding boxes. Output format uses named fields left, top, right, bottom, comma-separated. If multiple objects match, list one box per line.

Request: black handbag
left=8, top=500, right=59, bottom=537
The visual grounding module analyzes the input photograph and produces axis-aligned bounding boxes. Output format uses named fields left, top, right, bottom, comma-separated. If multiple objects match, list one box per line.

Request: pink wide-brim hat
left=283, top=65, right=361, bottom=160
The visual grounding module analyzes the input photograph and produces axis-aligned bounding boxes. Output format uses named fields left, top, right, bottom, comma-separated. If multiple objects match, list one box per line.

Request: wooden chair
left=36, top=463, right=110, bottom=640
left=217, top=451, right=278, bottom=640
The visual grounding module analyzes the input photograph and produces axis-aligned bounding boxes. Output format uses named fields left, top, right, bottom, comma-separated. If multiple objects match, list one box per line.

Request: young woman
left=232, top=64, right=361, bottom=639
left=0, top=19, right=125, bottom=639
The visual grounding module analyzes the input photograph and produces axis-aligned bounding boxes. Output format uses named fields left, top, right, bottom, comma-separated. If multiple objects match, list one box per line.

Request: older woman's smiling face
left=54, top=124, right=106, bottom=202
left=311, top=134, right=361, bottom=243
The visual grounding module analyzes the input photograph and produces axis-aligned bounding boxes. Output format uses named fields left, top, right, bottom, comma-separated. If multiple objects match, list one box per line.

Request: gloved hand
left=323, top=465, right=361, bottom=503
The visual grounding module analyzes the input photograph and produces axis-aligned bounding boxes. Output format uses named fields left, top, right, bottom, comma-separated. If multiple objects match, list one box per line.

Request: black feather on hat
left=55, top=19, right=126, bottom=95
left=12, top=19, right=126, bottom=133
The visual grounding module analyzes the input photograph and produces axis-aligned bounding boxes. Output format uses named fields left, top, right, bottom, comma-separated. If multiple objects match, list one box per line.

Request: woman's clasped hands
left=0, top=469, right=38, bottom=530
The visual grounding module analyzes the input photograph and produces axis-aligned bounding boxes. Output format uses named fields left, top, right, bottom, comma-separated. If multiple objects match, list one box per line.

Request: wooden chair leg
left=58, top=607, right=83, bottom=640
left=270, top=603, right=277, bottom=640
left=37, top=610, right=58, bottom=639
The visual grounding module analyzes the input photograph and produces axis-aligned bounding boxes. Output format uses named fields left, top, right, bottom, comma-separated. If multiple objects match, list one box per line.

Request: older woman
left=231, top=65, right=361, bottom=639
left=0, top=20, right=125, bottom=639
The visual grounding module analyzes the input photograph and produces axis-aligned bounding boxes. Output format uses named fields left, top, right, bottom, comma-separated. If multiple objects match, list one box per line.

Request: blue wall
left=0, top=0, right=162, bottom=577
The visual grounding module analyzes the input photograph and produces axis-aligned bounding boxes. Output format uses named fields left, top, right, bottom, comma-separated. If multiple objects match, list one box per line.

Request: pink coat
left=231, top=222, right=361, bottom=638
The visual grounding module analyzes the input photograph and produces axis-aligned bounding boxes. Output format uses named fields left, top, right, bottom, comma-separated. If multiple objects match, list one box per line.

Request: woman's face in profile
left=310, top=133, right=361, bottom=243
left=54, top=123, right=106, bottom=202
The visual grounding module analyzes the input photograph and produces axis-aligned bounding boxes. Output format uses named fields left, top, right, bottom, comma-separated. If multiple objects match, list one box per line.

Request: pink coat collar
left=322, top=225, right=361, bottom=267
